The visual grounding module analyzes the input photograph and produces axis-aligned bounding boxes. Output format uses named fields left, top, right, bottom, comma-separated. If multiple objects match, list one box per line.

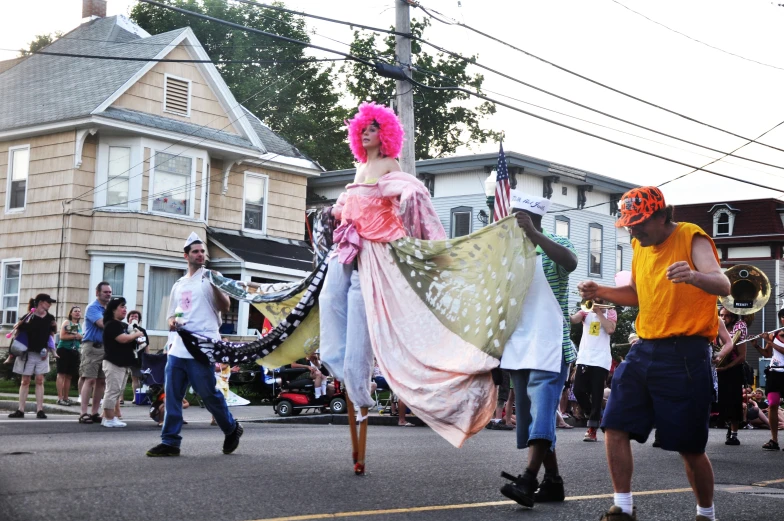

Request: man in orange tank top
left=578, top=187, right=730, bottom=521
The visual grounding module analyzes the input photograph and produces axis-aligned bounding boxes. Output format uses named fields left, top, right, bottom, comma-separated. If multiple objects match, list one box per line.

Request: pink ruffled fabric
left=333, top=221, right=362, bottom=264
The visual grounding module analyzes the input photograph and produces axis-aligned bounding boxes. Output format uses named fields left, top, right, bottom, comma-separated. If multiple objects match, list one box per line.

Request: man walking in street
left=499, top=191, right=578, bottom=508
left=146, top=232, right=243, bottom=457
left=78, top=282, right=112, bottom=424
left=8, top=294, right=57, bottom=419
left=570, top=298, right=616, bottom=442
left=578, top=186, right=730, bottom=521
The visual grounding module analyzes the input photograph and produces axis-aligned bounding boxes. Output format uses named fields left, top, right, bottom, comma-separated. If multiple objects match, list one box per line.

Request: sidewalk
left=0, top=393, right=423, bottom=426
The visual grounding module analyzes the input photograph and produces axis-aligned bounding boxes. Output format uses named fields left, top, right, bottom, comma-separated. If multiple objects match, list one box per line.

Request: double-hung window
left=243, top=173, right=268, bottom=233
left=103, top=263, right=125, bottom=297
left=554, top=216, right=570, bottom=238
left=146, top=266, right=185, bottom=330
left=1, top=260, right=21, bottom=325
left=6, top=146, right=29, bottom=212
left=152, top=152, right=193, bottom=217
left=450, top=206, right=472, bottom=238
left=589, top=224, right=603, bottom=276
left=106, top=146, right=131, bottom=208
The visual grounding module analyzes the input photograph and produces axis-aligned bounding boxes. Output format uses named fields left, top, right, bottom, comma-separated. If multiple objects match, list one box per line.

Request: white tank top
left=771, top=337, right=784, bottom=372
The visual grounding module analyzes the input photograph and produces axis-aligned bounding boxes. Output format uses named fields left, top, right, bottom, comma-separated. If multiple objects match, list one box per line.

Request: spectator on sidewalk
left=101, top=297, right=144, bottom=428
left=78, top=282, right=112, bottom=424
left=8, top=294, right=57, bottom=419
left=56, top=306, right=82, bottom=406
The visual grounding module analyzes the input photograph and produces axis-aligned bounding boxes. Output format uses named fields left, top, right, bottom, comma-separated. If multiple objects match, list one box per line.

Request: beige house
left=0, top=7, right=320, bottom=348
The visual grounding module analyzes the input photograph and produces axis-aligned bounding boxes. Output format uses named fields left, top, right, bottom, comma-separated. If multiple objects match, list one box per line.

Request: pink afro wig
left=346, top=102, right=404, bottom=163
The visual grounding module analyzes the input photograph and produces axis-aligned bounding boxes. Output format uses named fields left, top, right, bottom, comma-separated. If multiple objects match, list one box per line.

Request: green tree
left=343, top=18, right=501, bottom=160
left=130, top=0, right=353, bottom=170
left=19, top=31, right=63, bottom=56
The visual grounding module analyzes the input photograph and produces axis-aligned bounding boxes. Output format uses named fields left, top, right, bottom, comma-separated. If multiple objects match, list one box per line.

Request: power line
left=608, top=0, right=784, bottom=72
left=138, top=0, right=373, bottom=67
left=412, top=0, right=784, bottom=156
left=5, top=48, right=345, bottom=65
left=141, top=0, right=784, bottom=198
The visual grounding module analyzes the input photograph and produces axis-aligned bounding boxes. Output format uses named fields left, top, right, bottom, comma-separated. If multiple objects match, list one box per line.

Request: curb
left=249, top=414, right=426, bottom=426
left=0, top=400, right=80, bottom=415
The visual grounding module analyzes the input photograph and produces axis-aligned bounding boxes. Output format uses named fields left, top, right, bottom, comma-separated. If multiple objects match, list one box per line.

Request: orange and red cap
left=615, top=186, right=666, bottom=228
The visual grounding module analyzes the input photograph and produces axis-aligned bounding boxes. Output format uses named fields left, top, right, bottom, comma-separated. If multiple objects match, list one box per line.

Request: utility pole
left=395, top=0, right=416, bottom=176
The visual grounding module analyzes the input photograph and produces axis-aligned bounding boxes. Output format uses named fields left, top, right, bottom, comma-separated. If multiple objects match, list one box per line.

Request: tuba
left=713, top=264, right=770, bottom=366
left=718, top=264, right=770, bottom=315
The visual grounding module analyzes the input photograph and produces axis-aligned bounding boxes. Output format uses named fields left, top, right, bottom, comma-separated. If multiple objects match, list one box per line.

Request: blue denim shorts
left=601, top=337, right=712, bottom=454
left=510, top=360, right=570, bottom=451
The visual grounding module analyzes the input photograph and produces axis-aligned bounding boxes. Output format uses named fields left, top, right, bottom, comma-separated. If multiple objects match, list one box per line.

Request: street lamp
left=484, top=171, right=496, bottom=223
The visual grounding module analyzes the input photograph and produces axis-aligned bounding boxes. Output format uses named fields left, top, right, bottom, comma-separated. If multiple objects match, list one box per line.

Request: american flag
left=494, top=142, right=511, bottom=222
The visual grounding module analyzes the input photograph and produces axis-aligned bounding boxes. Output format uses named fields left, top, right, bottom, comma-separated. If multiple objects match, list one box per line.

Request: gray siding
left=431, top=194, right=487, bottom=238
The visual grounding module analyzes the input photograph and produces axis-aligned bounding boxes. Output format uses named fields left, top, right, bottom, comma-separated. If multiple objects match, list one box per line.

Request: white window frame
left=0, top=258, right=23, bottom=326
left=95, top=136, right=143, bottom=211
left=5, top=144, right=30, bottom=214
left=616, top=245, right=623, bottom=273
left=588, top=223, right=603, bottom=277
left=450, top=206, right=473, bottom=238
left=148, top=149, right=197, bottom=220
left=554, top=216, right=570, bottom=238
left=713, top=209, right=735, bottom=237
left=242, top=171, right=269, bottom=235
left=163, top=73, right=192, bottom=118
left=143, top=260, right=187, bottom=336
left=89, top=256, right=139, bottom=312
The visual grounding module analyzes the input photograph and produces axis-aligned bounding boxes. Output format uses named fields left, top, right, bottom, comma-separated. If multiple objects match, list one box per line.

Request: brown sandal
left=78, top=413, right=93, bottom=424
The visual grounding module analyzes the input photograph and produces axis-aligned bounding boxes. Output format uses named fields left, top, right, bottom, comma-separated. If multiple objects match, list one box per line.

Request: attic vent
left=164, top=75, right=190, bottom=116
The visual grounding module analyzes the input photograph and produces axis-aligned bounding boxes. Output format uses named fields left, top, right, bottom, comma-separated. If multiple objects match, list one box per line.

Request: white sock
left=697, top=504, right=715, bottom=520
left=613, top=492, right=633, bottom=515
left=314, top=387, right=322, bottom=399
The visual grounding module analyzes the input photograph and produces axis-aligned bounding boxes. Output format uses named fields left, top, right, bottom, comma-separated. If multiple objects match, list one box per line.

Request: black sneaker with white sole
left=223, top=421, right=243, bottom=454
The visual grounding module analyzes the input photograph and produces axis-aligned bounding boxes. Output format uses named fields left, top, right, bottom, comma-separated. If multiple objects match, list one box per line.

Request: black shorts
left=765, top=369, right=784, bottom=394
left=56, top=348, right=80, bottom=376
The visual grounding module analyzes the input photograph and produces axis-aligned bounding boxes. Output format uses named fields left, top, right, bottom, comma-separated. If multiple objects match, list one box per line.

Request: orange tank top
left=633, top=222, right=719, bottom=340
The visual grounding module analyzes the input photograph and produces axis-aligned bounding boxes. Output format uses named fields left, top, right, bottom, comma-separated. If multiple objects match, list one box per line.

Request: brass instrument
left=719, top=264, right=770, bottom=315
left=713, top=330, right=742, bottom=368
left=580, top=299, right=615, bottom=313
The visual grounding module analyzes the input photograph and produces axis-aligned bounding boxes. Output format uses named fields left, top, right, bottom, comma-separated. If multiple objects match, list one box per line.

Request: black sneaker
left=534, top=475, right=565, bottom=502
left=7, top=410, right=24, bottom=418
left=223, top=421, right=243, bottom=454
left=500, top=471, right=538, bottom=508
left=725, top=436, right=740, bottom=446
left=36, top=410, right=47, bottom=419
left=146, top=443, right=180, bottom=457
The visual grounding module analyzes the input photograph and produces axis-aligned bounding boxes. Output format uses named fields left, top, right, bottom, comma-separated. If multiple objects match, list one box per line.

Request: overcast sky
left=3, top=0, right=784, bottom=205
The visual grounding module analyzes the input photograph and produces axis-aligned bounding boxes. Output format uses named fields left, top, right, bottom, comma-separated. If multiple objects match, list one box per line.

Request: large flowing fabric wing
left=388, top=215, right=536, bottom=359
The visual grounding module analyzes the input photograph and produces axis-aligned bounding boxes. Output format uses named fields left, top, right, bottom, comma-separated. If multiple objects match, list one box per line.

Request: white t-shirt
left=771, top=337, right=784, bottom=373
left=575, top=309, right=617, bottom=371
left=166, top=268, right=222, bottom=359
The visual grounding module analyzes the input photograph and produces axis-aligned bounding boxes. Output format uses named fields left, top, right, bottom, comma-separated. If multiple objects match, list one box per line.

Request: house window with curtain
left=103, top=263, right=124, bottom=297
left=554, top=216, right=570, bottom=238
left=450, top=206, right=472, bottom=238
left=106, top=146, right=131, bottom=208
left=6, top=146, right=29, bottom=212
left=1, top=260, right=21, bottom=325
left=243, top=173, right=268, bottom=232
left=146, top=266, right=184, bottom=330
left=151, top=152, right=192, bottom=217
left=589, top=224, right=603, bottom=276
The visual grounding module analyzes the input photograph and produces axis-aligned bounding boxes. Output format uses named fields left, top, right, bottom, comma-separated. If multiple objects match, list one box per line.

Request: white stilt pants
left=319, top=256, right=375, bottom=408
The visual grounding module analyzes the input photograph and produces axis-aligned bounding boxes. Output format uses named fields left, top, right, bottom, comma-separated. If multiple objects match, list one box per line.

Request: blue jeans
left=510, top=360, right=570, bottom=451
left=161, top=355, right=236, bottom=448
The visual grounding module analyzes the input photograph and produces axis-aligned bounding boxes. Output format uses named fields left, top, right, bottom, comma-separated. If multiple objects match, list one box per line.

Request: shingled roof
left=0, top=15, right=313, bottom=164
left=674, top=199, right=784, bottom=239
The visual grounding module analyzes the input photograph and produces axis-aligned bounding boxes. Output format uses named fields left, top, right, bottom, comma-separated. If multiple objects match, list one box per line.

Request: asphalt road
left=1, top=416, right=783, bottom=521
